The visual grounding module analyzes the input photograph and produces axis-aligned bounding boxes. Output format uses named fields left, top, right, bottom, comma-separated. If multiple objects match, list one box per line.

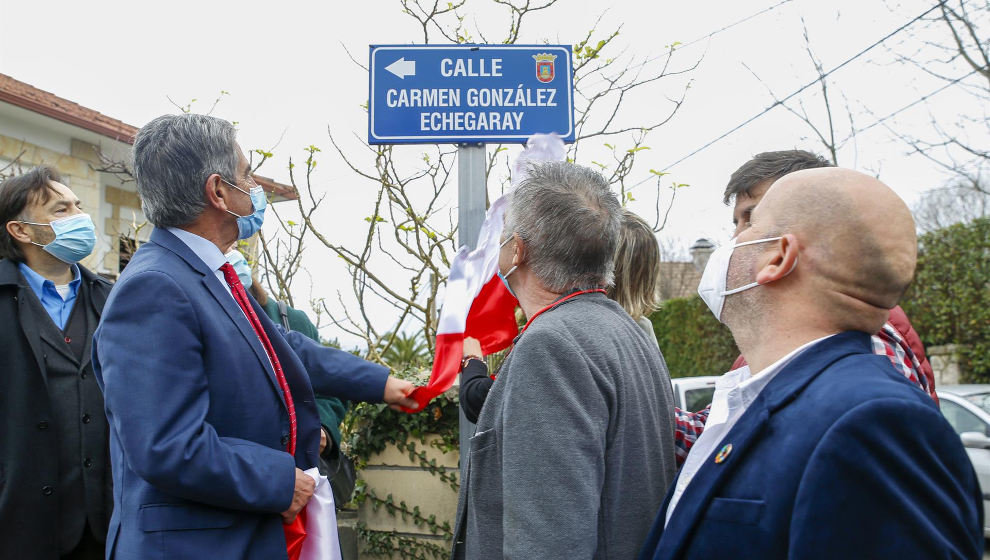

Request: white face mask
left=697, top=236, right=787, bottom=322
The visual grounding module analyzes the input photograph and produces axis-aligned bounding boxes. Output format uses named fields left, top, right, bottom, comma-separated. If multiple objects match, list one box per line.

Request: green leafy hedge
left=648, top=296, right=739, bottom=378
left=900, top=218, right=990, bottom=381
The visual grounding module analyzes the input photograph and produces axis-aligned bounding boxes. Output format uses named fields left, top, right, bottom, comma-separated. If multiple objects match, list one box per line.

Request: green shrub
left=901, top=217, right=990, bottom=381
left=648, top=296, right=739, bottom=378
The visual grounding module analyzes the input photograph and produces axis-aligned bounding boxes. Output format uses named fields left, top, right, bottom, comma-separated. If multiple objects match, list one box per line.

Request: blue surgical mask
left=498, top=235, right=518, bottom=300
left=21, top=213, right=97, bottom=264
left=223, top=178, right=267, bottom=240
left=498, top=268, right=517, bottom=299
left=225, top=249, right=253, bottom=288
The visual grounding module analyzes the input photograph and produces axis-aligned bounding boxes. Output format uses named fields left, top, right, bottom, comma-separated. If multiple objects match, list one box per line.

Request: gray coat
left=452, top=292, right=676, bottom=559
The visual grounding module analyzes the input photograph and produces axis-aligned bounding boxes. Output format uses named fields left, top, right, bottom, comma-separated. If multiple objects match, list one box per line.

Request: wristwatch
left=461, top=355, right=484, bottom=371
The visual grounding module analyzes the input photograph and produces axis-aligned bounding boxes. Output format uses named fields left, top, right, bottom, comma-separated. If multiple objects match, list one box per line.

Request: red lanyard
left=520, top=289, right=607, bottom=334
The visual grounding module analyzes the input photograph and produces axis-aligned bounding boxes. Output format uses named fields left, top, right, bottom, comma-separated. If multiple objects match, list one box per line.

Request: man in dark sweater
left=0, top=166, right=112, bottom=560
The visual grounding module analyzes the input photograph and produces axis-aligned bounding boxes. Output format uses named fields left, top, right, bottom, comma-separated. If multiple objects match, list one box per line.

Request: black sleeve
left=460, top=359, right=494, bottom=423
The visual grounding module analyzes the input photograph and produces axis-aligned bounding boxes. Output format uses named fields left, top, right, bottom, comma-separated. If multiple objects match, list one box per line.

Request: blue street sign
left=368, top=44, right=574, bottom=145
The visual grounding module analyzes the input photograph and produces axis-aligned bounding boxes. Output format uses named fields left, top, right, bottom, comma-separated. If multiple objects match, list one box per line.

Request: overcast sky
left=1, top=0, right=984, bottom=347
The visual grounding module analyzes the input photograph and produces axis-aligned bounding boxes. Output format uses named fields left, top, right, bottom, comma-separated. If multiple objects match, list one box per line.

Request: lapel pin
left=714, top=443, right=733, bottom=464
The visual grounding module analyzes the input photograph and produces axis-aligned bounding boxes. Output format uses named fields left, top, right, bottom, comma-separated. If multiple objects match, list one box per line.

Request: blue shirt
left=18, top=262, right=82, bottom=330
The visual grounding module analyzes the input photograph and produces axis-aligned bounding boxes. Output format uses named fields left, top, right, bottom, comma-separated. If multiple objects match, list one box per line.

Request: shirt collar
left=746, top=334, right=835, bottom=383
left=165, top=227, right=228, bottom=273
left=17, top=261, right=81, bottom=293
left=708, top=334, right=835, bottom=424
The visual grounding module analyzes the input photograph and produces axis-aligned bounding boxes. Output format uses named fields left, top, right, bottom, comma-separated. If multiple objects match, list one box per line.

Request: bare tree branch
left=250, top=0, right=700, bottom=359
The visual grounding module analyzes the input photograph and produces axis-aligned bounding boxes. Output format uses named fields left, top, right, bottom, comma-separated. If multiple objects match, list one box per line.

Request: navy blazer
left=93, top=228, right=388, bottom=560
left=639, top=332, right=983, bottom=560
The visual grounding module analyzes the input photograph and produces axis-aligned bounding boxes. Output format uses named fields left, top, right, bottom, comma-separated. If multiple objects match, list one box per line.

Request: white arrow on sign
left=385, top=57, right=416, bottom=79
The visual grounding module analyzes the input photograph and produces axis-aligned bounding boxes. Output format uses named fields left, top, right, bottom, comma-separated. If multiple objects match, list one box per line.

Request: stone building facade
left=0, top=73, right=294, bottom=279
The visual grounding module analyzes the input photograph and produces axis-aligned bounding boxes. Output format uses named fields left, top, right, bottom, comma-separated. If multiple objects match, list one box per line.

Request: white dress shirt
left=665, top=334, right=835, bottom=526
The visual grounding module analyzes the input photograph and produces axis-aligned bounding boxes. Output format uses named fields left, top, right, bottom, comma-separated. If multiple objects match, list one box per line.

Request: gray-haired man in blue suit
left=93, top=113, right=418, bottom=559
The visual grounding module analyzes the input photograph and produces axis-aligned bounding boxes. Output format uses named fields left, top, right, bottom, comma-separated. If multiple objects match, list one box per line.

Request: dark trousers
left=61, top=524, right=104, bottom=560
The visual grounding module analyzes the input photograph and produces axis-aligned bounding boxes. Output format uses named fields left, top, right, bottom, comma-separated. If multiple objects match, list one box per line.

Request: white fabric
left=697, top=236, right=783, bottom=322
left=300, top=467, right=342, bottom=560
left=511, top=132, right=566, bottom=183
left=665, top=335, right=834, bottom=526
left=54, top=284, right=71, bottom=299
left=436, top=193, right=510, bottom=335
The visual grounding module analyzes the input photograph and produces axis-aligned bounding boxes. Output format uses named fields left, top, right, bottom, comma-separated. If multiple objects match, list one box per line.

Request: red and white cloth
left=298, top=468, right=342, bottom=560
left=406, top=193, right=519, bottom=412
left=406, top=134, right=566, bottom=412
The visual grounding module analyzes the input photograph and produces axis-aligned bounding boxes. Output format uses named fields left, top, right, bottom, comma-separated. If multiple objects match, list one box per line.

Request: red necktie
left=221, top=264, right=306, bottom=559
left=220, top=263, right=297, bottom=455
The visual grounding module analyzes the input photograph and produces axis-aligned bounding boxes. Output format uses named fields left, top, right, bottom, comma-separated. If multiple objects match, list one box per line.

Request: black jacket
left=0, top=258, right=113, bottom=559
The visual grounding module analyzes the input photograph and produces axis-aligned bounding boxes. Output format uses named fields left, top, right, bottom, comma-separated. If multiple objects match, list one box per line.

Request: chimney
left=689, top=238, right=715, bottom=272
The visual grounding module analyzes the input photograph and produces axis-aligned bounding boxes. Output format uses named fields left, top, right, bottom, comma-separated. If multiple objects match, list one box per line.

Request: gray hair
left=505, top=161, right=621, bottom=292
left=132, top=114, right=239, bottom=228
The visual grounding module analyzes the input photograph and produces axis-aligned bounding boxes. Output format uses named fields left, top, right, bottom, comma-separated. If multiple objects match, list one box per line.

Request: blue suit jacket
left=93, top=228, right=389, bottom=559
left=639, top=332, right=983, bottom=560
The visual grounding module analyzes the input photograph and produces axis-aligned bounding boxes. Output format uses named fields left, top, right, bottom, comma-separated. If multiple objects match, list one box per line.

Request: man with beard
left=639, top=168, right=982, bottom=559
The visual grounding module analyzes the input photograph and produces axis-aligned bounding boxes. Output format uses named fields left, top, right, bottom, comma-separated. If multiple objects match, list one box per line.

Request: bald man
left=639, top=168, right=982, bottom=559
left=722, top=150, right=936, bottom=399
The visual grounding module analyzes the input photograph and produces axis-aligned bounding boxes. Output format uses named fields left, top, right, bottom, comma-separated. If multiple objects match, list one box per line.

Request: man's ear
left=511, top=235, right=527, bottom=268
left=6, top=220, right=32, bottom=244
left=755, top=234, right=798, bottom=285
left=204, top=173, right=228, bottom=212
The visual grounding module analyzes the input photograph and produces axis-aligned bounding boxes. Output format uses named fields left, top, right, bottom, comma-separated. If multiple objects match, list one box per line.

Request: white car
left=938, top=385, right=990, bottom=537
left=670, top=376, right=718, bottom=413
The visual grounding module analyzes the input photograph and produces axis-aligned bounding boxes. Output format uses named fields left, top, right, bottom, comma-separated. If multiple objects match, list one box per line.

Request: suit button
left=280, top=435, right=290, bottom=446
left=80, top=371, right=87, bottom=379
left=42, top=486, right=54, bottom=496
left=84, top=458, right=93, bottom=468
left=37, top=421, right=49, bottom=430
left=82, top=414, right=91, bottom=424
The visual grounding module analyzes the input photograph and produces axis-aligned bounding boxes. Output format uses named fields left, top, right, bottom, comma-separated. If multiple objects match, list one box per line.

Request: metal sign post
left=456, top=143, right=487, bottom=472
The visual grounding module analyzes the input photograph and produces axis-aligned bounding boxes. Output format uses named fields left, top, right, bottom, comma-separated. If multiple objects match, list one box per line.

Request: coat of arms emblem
left=533, top=53, right=556, bottom=83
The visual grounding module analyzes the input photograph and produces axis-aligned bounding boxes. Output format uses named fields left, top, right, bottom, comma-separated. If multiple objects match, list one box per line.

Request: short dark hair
left=0, top=165, right=62, bottom=262
left=723, top=150, right=833, bottom=205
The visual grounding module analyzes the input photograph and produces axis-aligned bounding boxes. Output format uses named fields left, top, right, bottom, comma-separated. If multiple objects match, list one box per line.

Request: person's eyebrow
left=49, top=197, right=76, bottom=210
left=734, top=203, right=755, bottom=223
